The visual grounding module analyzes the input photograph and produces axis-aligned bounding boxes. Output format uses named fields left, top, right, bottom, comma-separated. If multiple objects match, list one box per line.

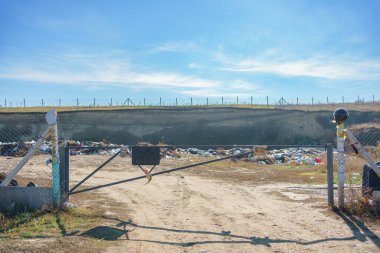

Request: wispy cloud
left=152, top=41, right=197, bottom=53
left=181, top=80, right=266, bottom=97
left=215, top=52, right=380, bottom=81
left=187, top=62, right=206, bottom=69
left=0, top=53, right=221, bottom=89
left=0, top=67, right=219, bottom=89
left=0, top=52, right=270, bottom=98
left=181, top=89, right=250, bottom=97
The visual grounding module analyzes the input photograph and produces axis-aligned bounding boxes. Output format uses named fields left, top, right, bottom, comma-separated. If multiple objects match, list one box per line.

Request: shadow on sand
left=78, top=211, right=379, bottom=249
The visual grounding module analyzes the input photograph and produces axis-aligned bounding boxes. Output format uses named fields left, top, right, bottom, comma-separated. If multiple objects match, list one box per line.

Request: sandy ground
left=1, top=155, right=380, bottom=252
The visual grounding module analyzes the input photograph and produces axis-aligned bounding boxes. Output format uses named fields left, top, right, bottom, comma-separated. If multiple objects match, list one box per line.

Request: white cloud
left=0, top=67, right=219, bottom=89
left=216, top=52, right=380, bottom=81
left=181, top=80, right=266, bottom=98
left=229, top=80, right=260, bottom=90
left=181, top=89, right=250, bottom=98
left=152, top=41, right=197, bottom=53
left=0, top=53, right=221, bottom=89
left=0, top=52, right=268, bottom=96
left=188, top=63, right=203, bottom=69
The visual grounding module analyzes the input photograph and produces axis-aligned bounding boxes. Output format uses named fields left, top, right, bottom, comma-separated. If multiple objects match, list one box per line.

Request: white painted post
left=337, top=122, right=346, bottom=208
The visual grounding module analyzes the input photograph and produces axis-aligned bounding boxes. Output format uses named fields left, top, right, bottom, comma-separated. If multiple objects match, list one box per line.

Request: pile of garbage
left=0, top=141, right=52, bottom=157
left=67, top=140, right=120, bottom=156
left=1, top=140, right=325, bottom=166
left=259, top=148, right=324, bottom=165
left=166, top=146, right=325, bottom=166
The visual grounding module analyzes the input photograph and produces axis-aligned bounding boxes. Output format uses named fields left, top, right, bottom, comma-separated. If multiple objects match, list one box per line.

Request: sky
left=1, top=0, right=380, bottom=106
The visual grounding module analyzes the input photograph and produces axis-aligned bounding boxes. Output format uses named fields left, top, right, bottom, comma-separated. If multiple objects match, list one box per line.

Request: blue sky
left=1, top=0, right=380, bottom=106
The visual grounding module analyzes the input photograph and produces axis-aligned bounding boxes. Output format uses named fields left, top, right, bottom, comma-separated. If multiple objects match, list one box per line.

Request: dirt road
left=2, top=155, right=380, bottom=252
left=67, top=156, right=380, bottom=253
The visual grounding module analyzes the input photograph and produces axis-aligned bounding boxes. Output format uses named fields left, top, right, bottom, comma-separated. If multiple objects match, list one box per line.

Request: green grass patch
left=0, top=207, right=103, bottom=239
left=332, top=175, right=362, bottom=185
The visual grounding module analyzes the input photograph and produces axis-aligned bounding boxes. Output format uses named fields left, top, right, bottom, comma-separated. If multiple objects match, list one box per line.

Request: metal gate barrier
left=59, top=144, right=328, bottom=201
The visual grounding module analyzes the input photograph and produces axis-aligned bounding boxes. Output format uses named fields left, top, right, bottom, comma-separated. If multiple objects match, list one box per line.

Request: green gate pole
left=47, top=110, right=61, bottom=208
left=59, top=143, right=67, bottom=203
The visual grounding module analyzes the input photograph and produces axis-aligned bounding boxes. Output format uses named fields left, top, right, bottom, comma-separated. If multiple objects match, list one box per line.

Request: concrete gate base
left=0, top=187, right=53, bottom=212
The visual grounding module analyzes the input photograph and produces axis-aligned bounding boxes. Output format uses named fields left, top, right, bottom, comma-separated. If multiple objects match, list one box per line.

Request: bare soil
left=1, top=154, right=380, bottom=253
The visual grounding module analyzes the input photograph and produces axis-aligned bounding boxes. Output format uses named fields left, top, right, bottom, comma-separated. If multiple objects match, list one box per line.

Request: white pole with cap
left=333, top=108, right=349, bottom=209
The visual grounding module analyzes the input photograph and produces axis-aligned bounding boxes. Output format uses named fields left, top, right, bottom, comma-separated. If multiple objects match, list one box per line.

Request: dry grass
left=0, top=190, right=126, bottom=252
left=345, top=186, right=380, bottom=219
left=280, top=102, right=380, bottom=112
left=351, top=123, right=380, bottom=130
left=0, top=104, right=273, bottom=113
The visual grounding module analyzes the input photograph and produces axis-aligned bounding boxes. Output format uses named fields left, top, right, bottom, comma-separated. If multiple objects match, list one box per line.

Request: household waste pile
left=67, top=141, right=325, bottom=166
left=0, top=141, right=52, bottom=157
left=173, top=147, right=324, bottom=165
left=1, top=140, right=325, bottom=166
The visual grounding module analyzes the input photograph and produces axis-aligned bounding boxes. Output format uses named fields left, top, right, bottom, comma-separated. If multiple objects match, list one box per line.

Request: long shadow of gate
left=79, top=213, right=380, bottom=249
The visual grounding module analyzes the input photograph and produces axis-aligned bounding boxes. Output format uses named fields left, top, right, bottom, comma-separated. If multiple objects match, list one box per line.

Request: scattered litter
left=63, top=202, right=78, bottom=209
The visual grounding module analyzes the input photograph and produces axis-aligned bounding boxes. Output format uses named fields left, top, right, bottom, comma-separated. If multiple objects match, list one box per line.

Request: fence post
left=327, top=143, right=334, bottom=206
left=266, top=96, right=268, bottom=108
left=337, top=122, right=345, bottom=208
left=59, top=143, right=67, bottom=203
left=47, top=110, right=61, bottom=208
left=64, top=145, right=70, bottom=197
left=332, top=109, right=349, bottom=209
